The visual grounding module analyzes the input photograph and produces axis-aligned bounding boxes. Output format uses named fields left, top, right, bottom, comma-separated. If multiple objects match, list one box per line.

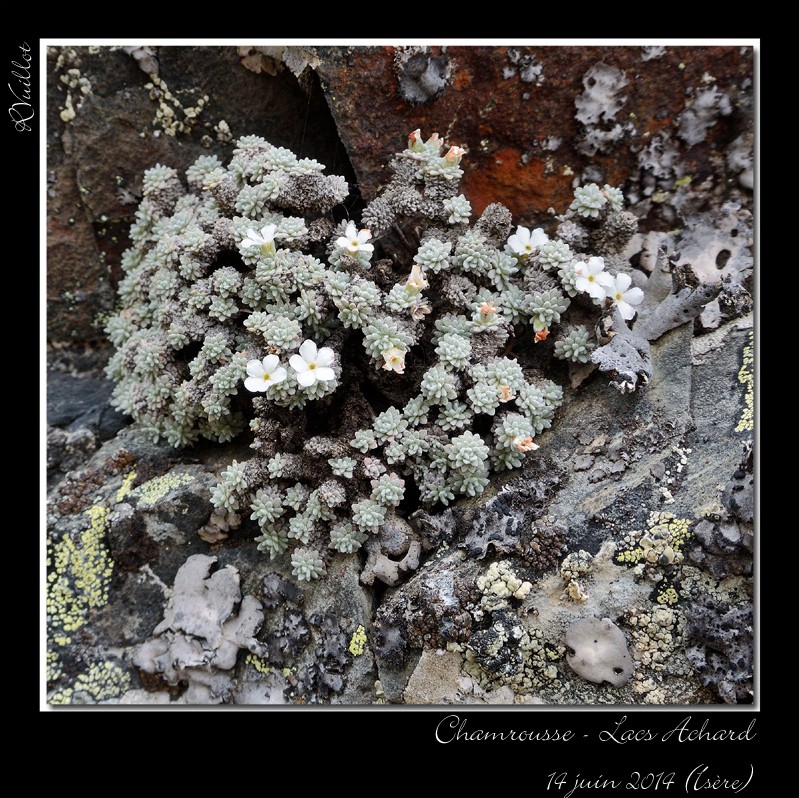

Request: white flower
left=336, top=222, right=374, bottom=255
left=244, top=355, right=287, bottom=393
left=381, top=347, right=406, bottom=374
left=406, top=263, right=428, bottom=293
left=507, top=226, right=549, bottom=258
left=410, top=300, right=432, bottom=321
left=574, top=256, right=614, bottom=302
left=605, top=272, right=644, bottom=320
left=289, top=340, right=336, bottom=387
left=240, top=223, right=277, bottom=256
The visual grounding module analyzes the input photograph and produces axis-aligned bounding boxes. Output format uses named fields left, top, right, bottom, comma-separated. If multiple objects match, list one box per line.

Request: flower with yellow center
left=381, top=347, right=406, bottom=374
left=574, top=256, right=613, bottom=303
left=336, top=222, right=374, bottom=255
left=289, top=340, right=336, bottom=387
left=240, top=223, right=278, bottom=258
left=605, top=273, right=645, bottom=320
left=244, top=355, right=287, bottom=393
left=507, top=225, right=549, bottom=259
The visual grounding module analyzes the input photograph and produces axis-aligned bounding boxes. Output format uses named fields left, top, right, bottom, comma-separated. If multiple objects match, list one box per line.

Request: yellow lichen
left=115, top=470, right=138, bottom=503
left=673, top=175, right=693, bottom=189
left=627, top=606, right=684, bottom=674
left=616, top=511, right=692, bottom=565
left=246, top=653, right=271, bottom=675
left=131, top=472, right=194, bottom=508
left=734, top=330, right=754, bottom=433
left=47, top=504, right=114, bottom=646
left=46, top=651, right=62, bottom=682
left=55, top=56, right=92, bottom=123
left=656, top=585, right=680, bottom=605
left=49, top=660, right=130, bottom=705
left=349, top=625, right=367, bottom=657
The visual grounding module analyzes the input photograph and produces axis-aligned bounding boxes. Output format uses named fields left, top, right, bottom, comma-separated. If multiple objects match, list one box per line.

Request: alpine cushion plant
left=105, top=130, right=649, bottom=582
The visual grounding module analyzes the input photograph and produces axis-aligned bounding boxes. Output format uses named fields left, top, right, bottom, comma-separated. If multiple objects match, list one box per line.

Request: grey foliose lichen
left=565, top=617, right=634, bottom=687
left=133, top=554, right=263, bottom=704
left=105, top=130, right=661, bottom=583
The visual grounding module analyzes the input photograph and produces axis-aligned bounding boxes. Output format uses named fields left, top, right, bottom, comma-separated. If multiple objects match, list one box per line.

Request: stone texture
left=47, top=371, right=125, bottom=431
left=315, top=45, right=753, bottom=223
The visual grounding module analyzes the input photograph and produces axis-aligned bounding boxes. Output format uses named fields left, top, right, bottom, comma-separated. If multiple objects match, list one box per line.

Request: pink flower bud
left=445, top=145, right=466, bottom=163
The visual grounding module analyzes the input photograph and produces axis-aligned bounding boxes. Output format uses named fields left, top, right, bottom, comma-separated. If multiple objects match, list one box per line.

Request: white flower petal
left=344, top=222, right=357, bottom=240
left=316, top=347, right=335, bottom=367
left=335, top=236, right=350, bottom=250
left=259, top=223, right=276, bottom=240
left=577, top=274, right=608, bottom=302
left=289, top=354, right=308, bottom=372
left=356, top=229, right=372, bottom=245
left=246, top=360, right=265, bottom=378
left=614, top=272, right=632, bottom=292
left=586, top=282, right=608, bottom=302
left=315, top=367, right=335, bottom=382
left=529, top=228, right=549, bottom=248
left=262, top=354, right=281, bottom=372
left=587, top=256, right=605, bottom=272
left=358, top=243, right=374, bottom=253
left=623, top=286, right=644, bottom=306
left=245, top=376, right=268, bottom=393
left=595, top=271, right=614, bottom=288
left=618, top=301, right=636, bottom=321
left=298, top=340, right=318, bottom=362
left=508, top=226, right=534, bottom=255
left=271, top=367, right=288, bottom=384
left=296, top=370, right=316, bottom=387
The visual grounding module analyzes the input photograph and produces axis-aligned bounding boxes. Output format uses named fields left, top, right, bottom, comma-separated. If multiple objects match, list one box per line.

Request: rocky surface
left=45, top=44, right=755, bottom=706
left=315, top=45, right=753, bottom=224
left=45, top=313, right=754, bottom=705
